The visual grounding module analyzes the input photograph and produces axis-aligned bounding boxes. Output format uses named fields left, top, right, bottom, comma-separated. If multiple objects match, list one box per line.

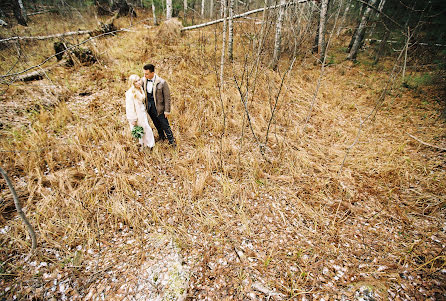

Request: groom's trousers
left=147, top=100, right=175, bottom=145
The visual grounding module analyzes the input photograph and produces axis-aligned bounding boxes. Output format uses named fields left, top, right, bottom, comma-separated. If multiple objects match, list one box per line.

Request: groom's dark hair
left=143, top=64, right=155, bottom=72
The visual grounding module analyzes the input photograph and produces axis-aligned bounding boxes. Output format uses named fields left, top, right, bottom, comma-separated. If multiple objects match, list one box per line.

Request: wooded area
left=0, top=0, right=445, bottom=299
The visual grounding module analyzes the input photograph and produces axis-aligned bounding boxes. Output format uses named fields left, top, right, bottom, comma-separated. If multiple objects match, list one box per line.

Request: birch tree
left=166, top=0, right=172, bottom=19
left=270, top=0, right=286, bottom=70
left=228, top=0, right=234, bottom=61
left=184, top=0, right=188, bottom=16
left=220, top=0, right=228, bottom=88
left=348, top=0, right=378, bottom=60
left=369, top=0, right=387, bottom=36
left=318, top=0, right=329, bottom=61
left=210, top=0, right=214, bottom=18
left=220, top=0, right=225, bottom=18
left=337, top=0, right=351, bottom=36
left=201, top=0, right=206, bottom=17
left=152, top=0, right=158, bottom=25
left=377, top=0, right=386, bottom=15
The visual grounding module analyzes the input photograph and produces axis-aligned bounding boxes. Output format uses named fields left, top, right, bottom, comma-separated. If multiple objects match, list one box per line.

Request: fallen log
left=0, top=30, right=92, bottom=44
left=366, top=38, right=446, bottom=47
left=0, top=18, right=117, bottom=44
left=15, top=60, right=66, bottom=81
left=181, top=0, right=309, bottom=32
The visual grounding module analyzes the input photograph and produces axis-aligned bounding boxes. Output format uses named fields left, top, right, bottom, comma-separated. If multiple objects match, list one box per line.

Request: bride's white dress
left=125, top=87, right=155, bottom=148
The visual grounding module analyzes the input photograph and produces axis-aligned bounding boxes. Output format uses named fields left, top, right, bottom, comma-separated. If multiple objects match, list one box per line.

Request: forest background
left=0, top=0, right=445, bottom=299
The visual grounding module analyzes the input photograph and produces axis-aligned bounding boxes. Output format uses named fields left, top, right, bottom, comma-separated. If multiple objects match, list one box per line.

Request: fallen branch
left=27, top=10, right=51, bottom=16
left=181, top=0, right=309, bottom=32
left=1, top=15, right=118, bottom=45
left=0, top=167, right=37, bottom=250
left=407, top=133, right=446, bottom=151
left=0, top=30, right=93, bottom=44
left=15, top=60, right=67, bottom=81
left=366, top=38, right=446, bottom=47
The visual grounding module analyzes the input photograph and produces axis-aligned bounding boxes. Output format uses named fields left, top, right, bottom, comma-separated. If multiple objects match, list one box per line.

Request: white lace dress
left=125, top=87, right=155, bottom=148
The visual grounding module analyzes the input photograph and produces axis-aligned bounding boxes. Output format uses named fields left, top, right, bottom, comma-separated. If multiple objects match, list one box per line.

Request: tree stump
left=54, top=41, right=66, bottom=61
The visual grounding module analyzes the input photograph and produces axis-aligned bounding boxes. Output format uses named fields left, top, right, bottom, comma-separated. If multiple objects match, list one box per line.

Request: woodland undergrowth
left=0, top=9, right=445, bottom=299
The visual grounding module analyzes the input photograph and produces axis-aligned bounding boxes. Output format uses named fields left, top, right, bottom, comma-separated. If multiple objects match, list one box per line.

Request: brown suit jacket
left=142, top=75, right=171, bottom=115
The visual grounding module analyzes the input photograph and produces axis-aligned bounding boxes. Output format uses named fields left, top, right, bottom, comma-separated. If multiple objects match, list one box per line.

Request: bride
left=125, top=74, right=155, bottom=149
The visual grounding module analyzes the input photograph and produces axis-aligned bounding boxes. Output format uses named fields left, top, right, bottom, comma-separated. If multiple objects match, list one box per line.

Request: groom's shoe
left=155, top=136, right=166, bottom=142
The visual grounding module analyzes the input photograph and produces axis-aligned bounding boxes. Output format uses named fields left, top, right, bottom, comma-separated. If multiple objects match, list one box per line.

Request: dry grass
left=0, top=8, right=445, bottom=300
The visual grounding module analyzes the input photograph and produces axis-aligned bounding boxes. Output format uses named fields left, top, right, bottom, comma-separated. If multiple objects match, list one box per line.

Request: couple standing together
left=125, top=64, right=176, bottom=149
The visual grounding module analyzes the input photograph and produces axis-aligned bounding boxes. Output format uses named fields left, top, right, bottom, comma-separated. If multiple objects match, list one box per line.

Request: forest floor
left=0, top=9, right=445, bottom=300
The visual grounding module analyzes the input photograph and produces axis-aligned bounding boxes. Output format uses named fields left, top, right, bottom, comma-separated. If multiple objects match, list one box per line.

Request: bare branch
left=0, top=167, right=37, bottom=250
left=407, top=133, right=446, bottom=152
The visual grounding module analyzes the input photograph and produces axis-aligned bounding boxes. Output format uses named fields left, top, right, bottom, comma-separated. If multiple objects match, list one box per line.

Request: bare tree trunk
left=12, top=0, right=28, bottom=26
left=347, top=24, right=358, bottom=51
left=220, top=0, right=224, bottom=18
left=368, top=0, right=386, bottom=36
left=0, top=167, right=37, bottom=250
left=201, top=0, right=205, bottom=17
left=210, top=0, right=214, bottom=18
left=166, top=0, right=172, bottom=19
left=152, top=0, right=158, bottom=25
left=270, top=0, right=286, bottom=70
left=184, top=0, right=188, bottom=17
left=312, top=1, right=320, bottom=53
left=402, top=27, right=410, bottom=80
left=337, top=0, right=351, bottom=36
left=377, top=0, right=386, bottom=15
left=228, top=0, right=234, bottom=61
left=220, top=0, right=228, bottom=88
left=348, top=0, right=378, bottom=60
left=318, top=0, right=329, bottom=61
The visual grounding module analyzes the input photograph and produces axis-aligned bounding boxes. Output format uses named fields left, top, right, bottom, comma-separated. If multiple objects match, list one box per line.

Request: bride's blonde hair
left=128, top=74, right=144, bottom=103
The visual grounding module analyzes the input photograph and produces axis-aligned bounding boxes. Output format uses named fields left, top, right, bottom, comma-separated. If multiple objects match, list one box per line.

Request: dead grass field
left=0, top=8, right=445, bottom=300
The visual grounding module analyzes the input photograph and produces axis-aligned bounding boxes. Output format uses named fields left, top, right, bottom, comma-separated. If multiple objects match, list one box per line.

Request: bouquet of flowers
left=131, top=125, right=144, bottom=139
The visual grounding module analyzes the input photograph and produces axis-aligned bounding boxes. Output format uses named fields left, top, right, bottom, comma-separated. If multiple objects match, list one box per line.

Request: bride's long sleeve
left=125, top=91, right=137, bottom=125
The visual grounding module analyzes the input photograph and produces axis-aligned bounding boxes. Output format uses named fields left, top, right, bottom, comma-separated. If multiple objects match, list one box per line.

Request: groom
left=142, top=64, right=176, bottom=146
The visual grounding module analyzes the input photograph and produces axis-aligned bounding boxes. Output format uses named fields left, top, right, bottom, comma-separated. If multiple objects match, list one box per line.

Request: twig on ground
left=0, top=167, right=37, bottom=250
left=407, top=133, right=446, bottom=151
